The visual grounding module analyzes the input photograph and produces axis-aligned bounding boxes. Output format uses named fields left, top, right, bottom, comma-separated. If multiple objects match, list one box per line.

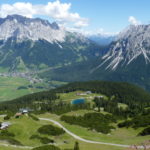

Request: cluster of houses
left=0, top=108, right=31, bottom=130
left=15, top=108, right=31, bottom=118
left=76, top=91, right=104, bottom=99
left=76, top=91, right=92, bottom=96
left=0, top=72, right=43, bottom=84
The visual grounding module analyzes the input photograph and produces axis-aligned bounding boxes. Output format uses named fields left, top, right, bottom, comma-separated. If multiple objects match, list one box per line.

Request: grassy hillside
left=0, top=81, right=149, bottom=150
left=0, top=114, right=126, bottom=150
left=0, top=76, right=66, bottom=102
left=39, top=113, right=150, bottom=146
left=0, top=76, right=48, bottom=102
left=0, top=112, right=148, bottom=150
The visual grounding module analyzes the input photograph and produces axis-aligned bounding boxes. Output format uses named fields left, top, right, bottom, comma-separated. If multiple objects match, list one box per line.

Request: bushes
left=118, top=114, right=150, bottom=136
left=0, top=136, right=22, bottom=145
left=61, top=113, right=116, bottom=134
left=30, top=135, right=54, bottom=144
left=4, top=115, right=11, bottom=120
left=32, top=145, right=61, bottom=150
left=118, top=114, right=150, bottom=129
left=138, top=127, right=150, bottom=136
left=29, top=114, right=39, bottom=121
left=118, top=120, right=132, bottom=128
left=0, top=130, right=15, bottom=137
left=40, top=137, right=54, bottom=144
left=38, top=125, right=65, bottom=136
left=0, top=129, right=22, bottom=145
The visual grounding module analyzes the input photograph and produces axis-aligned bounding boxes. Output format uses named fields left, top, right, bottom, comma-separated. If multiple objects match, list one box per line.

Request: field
left=0, top=115, right=126, bottom=150
left=0, top=76, right=45, bottom=101
left=0, top=76, right=66, bottom=102
left=0, top=90, right=149, bottom=150
left=57, top=91, right=107, bottom=104
left=0, top=146, right=29, bottom=150
left=38, top=113, right=150, bottom=146
left=0, top=111, right=149, bottom=150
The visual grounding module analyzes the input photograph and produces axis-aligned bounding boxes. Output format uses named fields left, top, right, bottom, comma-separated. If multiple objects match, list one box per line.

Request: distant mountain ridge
left=88, top=24, right=150, bottom=91
left=0, top=15, right=101, bottom=71
left=41, top=24, right=150, bottom=91
left=87, top=34, right=116, bottom=45
left=1, top=15, right=150, bottom=91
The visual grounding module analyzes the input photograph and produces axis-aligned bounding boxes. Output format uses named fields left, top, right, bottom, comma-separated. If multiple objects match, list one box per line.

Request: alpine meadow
left=0, top=0, right=149, bottom=150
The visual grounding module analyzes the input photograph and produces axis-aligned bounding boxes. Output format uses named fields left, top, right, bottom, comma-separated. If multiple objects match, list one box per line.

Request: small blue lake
left=71, top=99, right=85, bottom=105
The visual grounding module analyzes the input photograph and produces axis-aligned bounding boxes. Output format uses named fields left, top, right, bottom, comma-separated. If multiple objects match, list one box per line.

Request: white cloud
left=128, top=16, right=140, bottom=25
left=74, top=20, right=89, bottom=28
left=0, top=0, right=88, bottom=27
left=66, top=27, right=118, bottom=37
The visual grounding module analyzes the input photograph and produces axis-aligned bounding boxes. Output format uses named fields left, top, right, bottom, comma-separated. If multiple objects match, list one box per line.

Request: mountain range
left=87, top=34, right=115, bottom=45
left=0, top=15, right=150, bottom=91
left=0, top=15, right=101, bottom=71
left=40, top=24, right=150, bottom=91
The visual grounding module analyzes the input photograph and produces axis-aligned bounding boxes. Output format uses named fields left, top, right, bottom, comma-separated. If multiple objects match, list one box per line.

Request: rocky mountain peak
left=94, top=24, right=150, bottom=71
left=0, top=14, right=65, bottom=43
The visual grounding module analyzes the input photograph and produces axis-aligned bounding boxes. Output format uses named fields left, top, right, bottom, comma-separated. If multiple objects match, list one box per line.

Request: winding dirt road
left=39, top=118, right=131, bottom=148
left=0, top=117, right=148, bottom=149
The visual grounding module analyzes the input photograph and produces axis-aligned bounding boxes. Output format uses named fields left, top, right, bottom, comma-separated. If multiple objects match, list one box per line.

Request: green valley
left=0, top=76, right=65, bottom=101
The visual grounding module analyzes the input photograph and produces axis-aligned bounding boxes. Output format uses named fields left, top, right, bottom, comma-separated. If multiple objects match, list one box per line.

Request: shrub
left=138, top=127, right=150, bottom=136
left=30, top=135, right=54, bottom=144
left=0, top=136, right=22, bottom=145
left=40, top=137, right=54, bottom=144
left=61, top=113, right=116, bottom=134
left=32, top=145, right=61, bottom=150
left=37, top=125, right=65, bottom=136
left=4, top=115, right=10, bottom=120
left=29, top=114, right=39, bottom=121
left=1, top=130, right=15, bottom=137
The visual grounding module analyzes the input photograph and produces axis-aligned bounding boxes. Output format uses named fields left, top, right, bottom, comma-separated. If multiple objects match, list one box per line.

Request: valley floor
left=0, top=76, right=65, bottom=102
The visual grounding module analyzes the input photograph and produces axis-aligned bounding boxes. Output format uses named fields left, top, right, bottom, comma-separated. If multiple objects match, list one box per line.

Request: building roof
left=0, top=122, right=11, bottom=129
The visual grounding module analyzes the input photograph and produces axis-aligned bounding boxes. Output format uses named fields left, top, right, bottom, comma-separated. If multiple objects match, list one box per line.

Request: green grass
left=0, top=89, right=148, bottom=150
left=0, top=76, right=45, bottom=101
left=0, top=115, right=75, bottom=148
left=118, top=103, right=128, bottom=109
left=5, top=116, right=45, bottom=146
left=57, top=91, right=107, bottom=104
left=60, top=141, right=126, bottom=150
left=0, top=112, right=148, bottom=150
left=38, top=113, right=150, bottom=146
left=0, top=146, right=30, bottom=150
left=0, top=67, right=9, bottom=73
left=1, top=113, right=126, bottom=150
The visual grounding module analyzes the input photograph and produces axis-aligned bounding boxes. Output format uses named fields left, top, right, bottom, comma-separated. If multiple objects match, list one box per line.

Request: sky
left=0, top=0, right=150, bottom=35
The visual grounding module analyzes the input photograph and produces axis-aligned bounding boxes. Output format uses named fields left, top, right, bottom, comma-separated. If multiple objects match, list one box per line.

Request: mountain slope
left=0, top=15, right=101, bottom=71
left=95, top=25, right=150, bottom=71
left=89, top=25, right=150, bottom=90
left=41, top=25, right=150, bottom=91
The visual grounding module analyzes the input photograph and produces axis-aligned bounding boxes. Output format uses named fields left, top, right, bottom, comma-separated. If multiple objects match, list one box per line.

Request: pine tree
left=74, top=141, right=79, bottom=150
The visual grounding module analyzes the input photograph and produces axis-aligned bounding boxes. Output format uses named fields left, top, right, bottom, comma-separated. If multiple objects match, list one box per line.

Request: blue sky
left=0, top=0, right=150, bottom=34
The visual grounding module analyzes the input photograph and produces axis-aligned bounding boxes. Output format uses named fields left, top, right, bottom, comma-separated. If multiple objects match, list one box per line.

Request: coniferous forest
left=0, top=81, right=149, bottom=137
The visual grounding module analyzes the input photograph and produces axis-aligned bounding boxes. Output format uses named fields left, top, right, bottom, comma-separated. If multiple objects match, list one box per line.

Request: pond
left=71, top=98, right=85, bottom=104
